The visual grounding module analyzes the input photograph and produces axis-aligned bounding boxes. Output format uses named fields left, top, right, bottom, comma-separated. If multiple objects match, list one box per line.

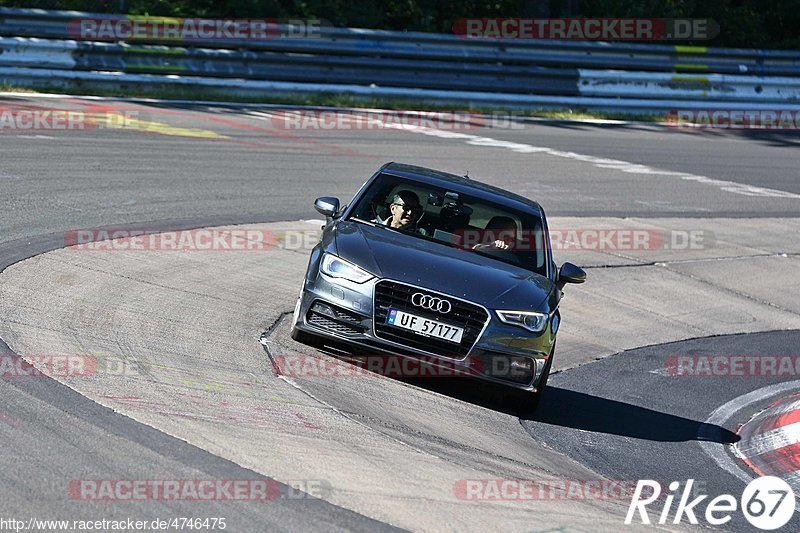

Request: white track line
left=395, top=127, right=800, bottom=199
left=0, top=92, right=800, bottom=200
left=248, top=111, right=800, bottom=200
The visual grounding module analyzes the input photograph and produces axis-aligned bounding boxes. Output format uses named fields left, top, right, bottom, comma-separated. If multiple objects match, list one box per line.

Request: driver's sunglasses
left=392, top=203, right=421, bottom=214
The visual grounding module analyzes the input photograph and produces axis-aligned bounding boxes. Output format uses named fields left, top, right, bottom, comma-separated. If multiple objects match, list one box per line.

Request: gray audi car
left=290, top=162, right=585, bottom=412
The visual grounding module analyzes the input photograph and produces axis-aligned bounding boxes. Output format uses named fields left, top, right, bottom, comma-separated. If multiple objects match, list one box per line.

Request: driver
left=473, top=216, right=517, bottom=250
left=376, top=191, right=428, bottom=235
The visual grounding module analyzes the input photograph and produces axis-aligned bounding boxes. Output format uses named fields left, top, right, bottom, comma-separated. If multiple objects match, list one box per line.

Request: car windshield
left=348, top=173, right=548, bottom=276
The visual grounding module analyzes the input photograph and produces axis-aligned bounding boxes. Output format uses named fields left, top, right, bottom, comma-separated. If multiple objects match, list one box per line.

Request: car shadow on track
left=407, top=376, right=739, bottom=444
left=528, top=387, right=740, bottom=444
left=314, top=346, right=739, bottom=445
left=393, top=374, right=738, bottom=444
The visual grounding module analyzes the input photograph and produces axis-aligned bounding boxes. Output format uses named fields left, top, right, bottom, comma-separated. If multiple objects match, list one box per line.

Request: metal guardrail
left=1, top=6, right=800, bottom=112
left=75, top=41, right=580, bottom=95
left=3, top=6, right=800, bottom=76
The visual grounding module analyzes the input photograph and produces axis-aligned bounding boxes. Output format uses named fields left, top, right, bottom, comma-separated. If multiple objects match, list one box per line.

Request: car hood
left=332, top=220, right=553, bottom=310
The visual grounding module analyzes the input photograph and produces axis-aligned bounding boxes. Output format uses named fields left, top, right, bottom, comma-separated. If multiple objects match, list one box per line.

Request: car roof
left=379, top=162, right=544, bottom=216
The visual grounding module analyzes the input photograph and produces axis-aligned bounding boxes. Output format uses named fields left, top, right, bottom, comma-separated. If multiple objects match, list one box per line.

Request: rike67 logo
left=626, top=477, right=796, bottom=530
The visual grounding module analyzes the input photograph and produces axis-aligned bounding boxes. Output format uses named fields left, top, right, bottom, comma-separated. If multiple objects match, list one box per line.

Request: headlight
left=495, top=310, right=548, bottom=333
left=320, top=253, right=373, bottom=284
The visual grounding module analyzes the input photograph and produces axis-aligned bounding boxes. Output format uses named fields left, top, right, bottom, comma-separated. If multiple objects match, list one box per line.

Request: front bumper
left=291, top=271, right=556, bottom=392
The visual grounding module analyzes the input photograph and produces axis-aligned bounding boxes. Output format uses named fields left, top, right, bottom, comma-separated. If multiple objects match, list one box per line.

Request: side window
left=353, top=183, right=391, bottom=222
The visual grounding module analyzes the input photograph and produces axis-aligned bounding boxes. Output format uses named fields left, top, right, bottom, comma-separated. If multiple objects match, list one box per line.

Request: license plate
left=385, top=308, right=464, bottom=343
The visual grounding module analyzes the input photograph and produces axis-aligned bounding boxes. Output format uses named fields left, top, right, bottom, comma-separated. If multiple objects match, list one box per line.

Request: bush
left=1, top=0, right=798, bottom=49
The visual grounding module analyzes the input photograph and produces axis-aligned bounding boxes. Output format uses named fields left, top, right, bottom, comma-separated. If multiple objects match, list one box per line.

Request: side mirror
left=314, top=197, right=340, bottom=218
left=557, top=262, right=586, bottom=290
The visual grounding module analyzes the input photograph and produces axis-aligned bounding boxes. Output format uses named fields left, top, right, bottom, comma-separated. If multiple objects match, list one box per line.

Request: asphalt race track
left=527, top=331, right=800, bottom=532
left=1, top=94, right=799, bottom=532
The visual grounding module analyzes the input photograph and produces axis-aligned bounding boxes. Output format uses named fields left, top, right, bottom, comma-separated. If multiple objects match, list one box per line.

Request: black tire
left=508, top=348, right=554, bottom=417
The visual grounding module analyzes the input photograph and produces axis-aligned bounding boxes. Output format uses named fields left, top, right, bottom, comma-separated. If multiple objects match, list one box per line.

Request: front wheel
left=507, top=349, right=554, bottom=417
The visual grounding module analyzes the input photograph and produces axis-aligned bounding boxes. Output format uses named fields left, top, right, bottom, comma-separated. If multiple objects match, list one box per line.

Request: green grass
left=0, top=84, right=37, bottom=93
left=0, top=82, right=662, bottom=123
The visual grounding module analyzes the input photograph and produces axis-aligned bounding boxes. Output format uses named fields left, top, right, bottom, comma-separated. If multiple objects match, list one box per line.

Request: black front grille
left=308, top=313, right=362, bottom=336
left=373, top=280, right=489, bottom=358
left=307, top=301, right=366, bottom=337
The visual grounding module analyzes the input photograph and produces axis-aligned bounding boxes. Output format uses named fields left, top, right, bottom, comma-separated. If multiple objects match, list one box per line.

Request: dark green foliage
left=578, top=0, right=800, bottom=49
left=2, top=0, right=798, bottom=49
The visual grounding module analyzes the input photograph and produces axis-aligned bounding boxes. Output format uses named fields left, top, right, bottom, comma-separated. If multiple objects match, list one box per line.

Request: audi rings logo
left=411, top=293, right=452, bottom=314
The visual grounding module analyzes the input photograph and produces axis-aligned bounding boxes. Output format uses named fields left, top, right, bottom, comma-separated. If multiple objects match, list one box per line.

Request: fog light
left=510, top=358, right=534, bottom=373
left=311, top=302, right=336, bottom=318
left=487, top=354, right=536, bottom=384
